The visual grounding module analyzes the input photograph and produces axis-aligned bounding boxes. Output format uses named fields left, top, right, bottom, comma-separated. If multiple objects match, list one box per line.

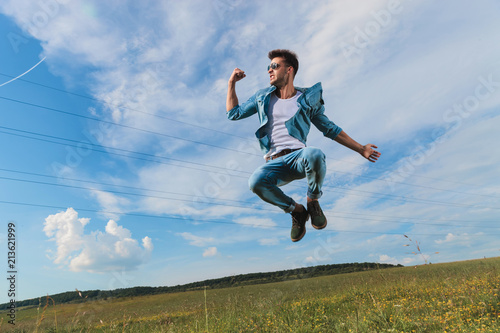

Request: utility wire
left=330, top=210, right=498, bottom=225
left=329, top=169, right=500, bottom=200
left=1, top=199, right=498, bottom=236
left=0, top=175, right=276, bottom=213
left=0, top=125, right=251, bottom=176
left=0, top=129, right=249, bottom=178
left=325, top=213, right=500, bottom=229
left=0, top=168, right=498, bottom=223
left=1, top=171, right=499, bottom=224
left=0, top=95, right=262, bottom=157
left=0, top=167, right=239, bottom=197
left=1, top=167, right=497, bottom=226
left=0, top=126, right=500, bottom=209
left=320, top=181, right=500, bottom=210
left=0, top=122, right=495, bottom=200
left=325, top=156, right=482, bottom=189
left=1, top=128, right=499, bottom=211
left=0, top=72, right=254, bottom=142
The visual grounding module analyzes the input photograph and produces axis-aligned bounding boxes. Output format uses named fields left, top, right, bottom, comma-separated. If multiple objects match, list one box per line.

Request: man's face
left=268, top=57, right=292, bottom=87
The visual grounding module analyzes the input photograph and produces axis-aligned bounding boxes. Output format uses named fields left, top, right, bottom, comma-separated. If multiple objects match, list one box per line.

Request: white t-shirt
left=263, top=91, right=306, bottom=159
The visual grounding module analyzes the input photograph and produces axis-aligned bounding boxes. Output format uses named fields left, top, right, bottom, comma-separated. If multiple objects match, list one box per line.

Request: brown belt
left=266, top=148, right=302, bottom=161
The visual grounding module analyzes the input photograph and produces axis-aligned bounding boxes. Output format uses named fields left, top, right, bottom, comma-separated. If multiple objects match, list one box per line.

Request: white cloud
left=303, top=253, right=332, bottom=265
left=203, top=247, right=218, bottom=257
left=0, top=1, right=126, bottom=67
left=43, top=208, right=153, bottom=272
left=304, top=256, right=315, bottom=263
left=378, top=254, right=393, bottom=263
left=105, top=220, right=131, bottom=239
left=435, top=233, right=458, bottom=244
left=435, top=233, right=473, bottom=245
left=90, top=190, right=130, bottom=221
left=43, top=207, right=88, bottom=265
left=378, top=254, right=414, bottom=266
left=178, top=232, right=214, bottom=247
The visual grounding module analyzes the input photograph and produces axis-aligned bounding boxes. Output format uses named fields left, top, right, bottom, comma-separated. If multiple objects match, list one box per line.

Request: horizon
left=1, top=260, right=406, bottom=305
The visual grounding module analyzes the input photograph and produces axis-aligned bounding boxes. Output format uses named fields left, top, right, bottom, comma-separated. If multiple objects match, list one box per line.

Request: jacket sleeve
left=311, top=104, right=343, bottom=140
left=307, top=85, right=343, bottom=140
left=227, top=93, right=258, bottom=121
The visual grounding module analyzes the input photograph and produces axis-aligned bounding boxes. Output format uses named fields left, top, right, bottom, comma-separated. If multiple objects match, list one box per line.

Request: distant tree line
left=0, top=262, right=400, bottom=310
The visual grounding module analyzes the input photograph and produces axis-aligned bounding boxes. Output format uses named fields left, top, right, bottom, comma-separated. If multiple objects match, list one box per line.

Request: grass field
left=2, top=257, right=499, bottom=332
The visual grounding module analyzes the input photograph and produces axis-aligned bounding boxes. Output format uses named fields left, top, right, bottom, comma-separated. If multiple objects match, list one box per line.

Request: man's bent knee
left=303, top=147, right=325, bottom=165
left=248, top=173, right=265, bottom=194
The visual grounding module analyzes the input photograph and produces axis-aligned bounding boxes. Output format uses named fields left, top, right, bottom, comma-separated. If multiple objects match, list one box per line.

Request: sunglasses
left=267, top=62, right=281, bottom=71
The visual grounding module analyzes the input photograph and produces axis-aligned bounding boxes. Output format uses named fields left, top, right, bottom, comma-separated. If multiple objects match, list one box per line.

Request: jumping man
left=226, top=49, right=380, bottom=242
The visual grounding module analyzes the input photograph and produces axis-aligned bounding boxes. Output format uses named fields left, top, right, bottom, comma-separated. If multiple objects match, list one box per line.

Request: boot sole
left=312, top=219, right=327, bottom=230
left=291, top=228, right=306, bottom=242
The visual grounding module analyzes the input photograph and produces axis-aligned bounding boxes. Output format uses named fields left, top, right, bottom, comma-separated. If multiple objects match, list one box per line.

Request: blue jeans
left=248, top=147, right=326, bottom=213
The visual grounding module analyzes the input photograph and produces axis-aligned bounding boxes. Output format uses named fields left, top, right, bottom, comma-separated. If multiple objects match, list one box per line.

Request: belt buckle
left=266, top=148, right=297, bottom=162
left=274, top=149, right=289, bottom=160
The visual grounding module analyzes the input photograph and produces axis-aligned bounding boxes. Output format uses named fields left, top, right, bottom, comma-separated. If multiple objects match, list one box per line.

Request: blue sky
left=1, top=0, right=500, bottom=302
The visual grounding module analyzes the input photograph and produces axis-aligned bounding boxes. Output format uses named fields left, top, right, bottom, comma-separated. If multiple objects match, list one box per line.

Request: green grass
left=2, top=257, right=499, bottom=332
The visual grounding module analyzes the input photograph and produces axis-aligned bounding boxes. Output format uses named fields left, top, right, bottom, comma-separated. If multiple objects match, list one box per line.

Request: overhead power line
left=1, top=127, right=499, bottom=211
left=0, top=125, right=251, bottom=177
left=0, top=72, right=254, bottom=142
left=2, top=124, right=498, bottom=207
left=0, top=95, right=261, bottom=157
left=1, top=168, right=499, bottom=226
left=329, top=169, right=500, bottom=200
left=1, top=199, right=498, bottom=235
left=0, top=175, right=276, bottom=213
left=1, top=167, right=498, bottom=227
left=325, top=155, right=484, bottom=189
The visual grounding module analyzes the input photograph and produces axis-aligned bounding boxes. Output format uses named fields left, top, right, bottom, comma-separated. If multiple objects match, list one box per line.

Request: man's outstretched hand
left=333, top=131, right=381, bottom=163
left=360, top=144, right=381, bottom=163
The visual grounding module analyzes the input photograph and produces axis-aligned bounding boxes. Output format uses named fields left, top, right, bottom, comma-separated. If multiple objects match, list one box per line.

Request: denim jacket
left=227, top=82, right=342, bottom=154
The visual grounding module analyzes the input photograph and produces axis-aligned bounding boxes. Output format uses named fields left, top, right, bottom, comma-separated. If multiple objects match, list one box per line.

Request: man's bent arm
left=226, top=68, right=246, bottom=112
left=334, top=130, right=381, bottom=163
left=226, top=81, right=239, bottom=112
